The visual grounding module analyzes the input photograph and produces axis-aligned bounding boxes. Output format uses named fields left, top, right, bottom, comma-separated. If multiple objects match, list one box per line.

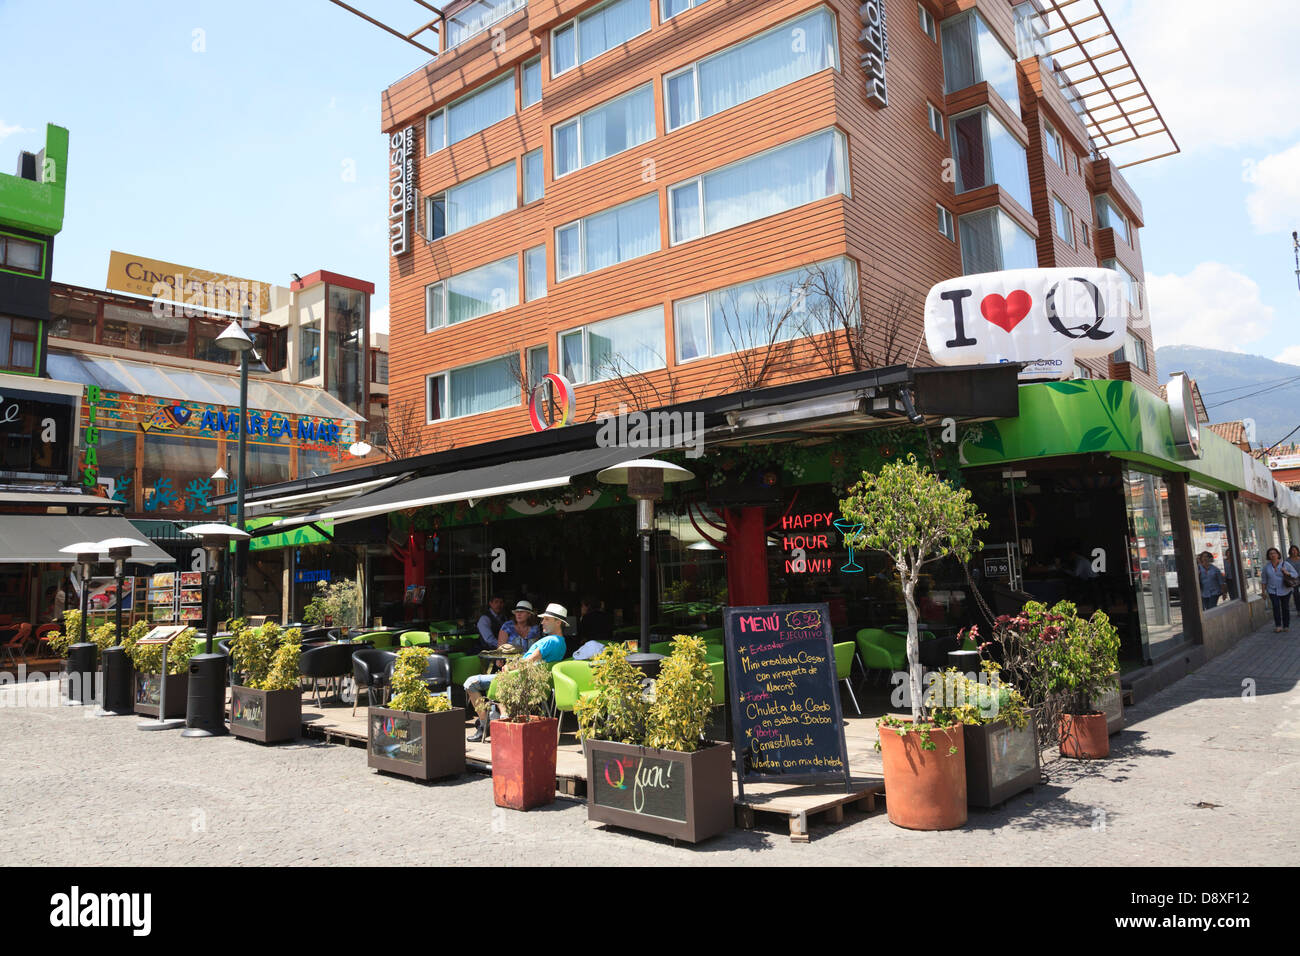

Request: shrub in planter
left=368, top=647, right=465, bottom=781
left=128, top=627, right=196, bottom=719
left=935, top=664, right=1038, bottom=808
left=490, top=658, right=557, bottom=810
left=840, top=455, right=987, bottom=831
left=229, top=623, right=303, bottom=743
left=302, top=579, right=362, bottom=630
left=578, top=637, right=733, bottom=843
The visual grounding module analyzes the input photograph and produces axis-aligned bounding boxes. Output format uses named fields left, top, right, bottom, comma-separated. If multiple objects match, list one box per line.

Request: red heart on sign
left=980, top=290, right=1033, bottom=333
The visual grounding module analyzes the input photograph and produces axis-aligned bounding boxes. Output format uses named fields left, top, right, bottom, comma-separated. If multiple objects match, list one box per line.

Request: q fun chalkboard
left=724, top=603, right=851, bottom=797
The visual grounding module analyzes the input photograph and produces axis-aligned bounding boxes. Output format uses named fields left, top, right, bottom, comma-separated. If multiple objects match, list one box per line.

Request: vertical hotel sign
left=389, top=126, right=416, bottom=257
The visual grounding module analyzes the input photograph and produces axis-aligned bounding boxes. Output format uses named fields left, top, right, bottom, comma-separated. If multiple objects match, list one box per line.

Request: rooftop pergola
left=327, top=0, right=446, bottom=56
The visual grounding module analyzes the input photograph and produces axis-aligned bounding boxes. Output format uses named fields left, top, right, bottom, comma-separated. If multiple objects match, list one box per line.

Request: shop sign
left=528, top=372, right=575, bottom=431
left=1243, top=452, right=1274, bottom=502
left=106, top=250, right=270, bottom=317
left=370, top=714, right=424, bottom=765
left=983, top=555, right=1011, bottom=579
left=195, top=408, right=340, bottom=443
left=1167, top=372, right=1200, bottom=460
left=589, top=748, right=688, bottom=821
left=0, top=381, right=76, bottom=482
left=925, top=268, right=1129, bottom=381
left=294, top=569, right=331, bottom=584
left=388, top=126, right=416, bottom=258
left=1268, top=453, right=1300, bottom=470
left=778, top=512, right=844, bottom=573
left=858, top=0, right=889, bottom=107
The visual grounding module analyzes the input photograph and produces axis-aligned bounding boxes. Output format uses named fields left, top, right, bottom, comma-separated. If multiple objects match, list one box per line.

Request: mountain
left=1157, top=346, right=1300, bottom=449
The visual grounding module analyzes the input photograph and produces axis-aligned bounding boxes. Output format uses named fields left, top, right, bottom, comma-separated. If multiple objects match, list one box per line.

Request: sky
left=1, top=0, right=1298, bottom=362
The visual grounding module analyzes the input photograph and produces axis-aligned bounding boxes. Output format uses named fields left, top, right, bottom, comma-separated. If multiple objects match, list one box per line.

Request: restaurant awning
left=0, top=490, right=124, bottom=509
left=277, top=446, right=636, bottom=527
left=0, top=515, right=175, bottom=564
left=244, top=474, right=411, bottom=519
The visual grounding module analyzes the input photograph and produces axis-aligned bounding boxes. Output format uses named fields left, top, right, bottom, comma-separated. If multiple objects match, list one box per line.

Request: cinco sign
left=528, top=372, right=575, bottom=431
left=724, top=603, right=851, bottom=796
left=925, top=268, right=1129, bottom=381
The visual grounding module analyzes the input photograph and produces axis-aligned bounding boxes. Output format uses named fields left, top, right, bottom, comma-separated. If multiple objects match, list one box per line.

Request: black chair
left=299, top=627, right=333, bottom=643
left=421, top=654, right=452, bottom=702
left=299, top=642, right=356, bottom=706
left=352, top=649, right=397, bottom=716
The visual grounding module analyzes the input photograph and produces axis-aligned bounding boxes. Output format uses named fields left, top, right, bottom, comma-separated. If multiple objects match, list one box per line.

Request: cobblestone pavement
left=2, top=620, right=1296, bottom=866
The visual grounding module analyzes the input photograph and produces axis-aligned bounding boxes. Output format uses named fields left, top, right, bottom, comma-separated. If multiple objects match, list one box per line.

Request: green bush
left=128, top=628, right=197, bottom=675
left=88, top=622, right=119, bottom=653
left=645, top=635, right=714, bottom=753
left=387, top=647, right=453, bottom=714
left=575, top=641, right=647, bottom=744
left=231, top=622, right=301, bottom=690
left=493, top=659, right=553, bottom=720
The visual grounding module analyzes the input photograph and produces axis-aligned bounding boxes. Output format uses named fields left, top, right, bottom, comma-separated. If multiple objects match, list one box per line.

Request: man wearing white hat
left=465, top=601, right=569, bottom=742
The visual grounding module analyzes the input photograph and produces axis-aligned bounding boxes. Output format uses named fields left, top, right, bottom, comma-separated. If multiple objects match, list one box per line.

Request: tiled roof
left=1208, top=421, right=1247, bottom=445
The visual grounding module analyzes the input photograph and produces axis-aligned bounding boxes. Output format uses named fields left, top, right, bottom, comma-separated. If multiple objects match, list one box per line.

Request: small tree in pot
left=127, top=627, right=197, bottom=719
left=490, top=659, right=557, bottom=810
left=839, top=454, right=987, bottom=830
left=368, top=647, right=464, bottom=781
left=229, top=623, right=303, bottom=744
left=577, top=637, right=732, bottom=843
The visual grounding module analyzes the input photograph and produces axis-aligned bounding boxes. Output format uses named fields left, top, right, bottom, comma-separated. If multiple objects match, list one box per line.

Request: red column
left=723, top=506, right=769, bottom=606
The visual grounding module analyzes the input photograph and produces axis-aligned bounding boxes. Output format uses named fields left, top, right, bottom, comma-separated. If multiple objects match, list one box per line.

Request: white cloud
left=0, top=120, right=29, bottom=143
left=1144, top=262, right=1275, bottom=352
left=1245, top=142, right=1300, bottom=233
left=1107, top=0, right=1300, bottom=151
left=1276, top=346, right=1300, bottom=367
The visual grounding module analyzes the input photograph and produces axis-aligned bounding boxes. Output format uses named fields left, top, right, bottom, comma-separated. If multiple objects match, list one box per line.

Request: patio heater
left=596, top=459, right=695, bottom=653
left=95, top=537, right=151, bottom=716
left=180, top=523, right=251, bottom=738
left=215, top=311, right=256, bottom=619
left=58, top=541, right=104, bottom=706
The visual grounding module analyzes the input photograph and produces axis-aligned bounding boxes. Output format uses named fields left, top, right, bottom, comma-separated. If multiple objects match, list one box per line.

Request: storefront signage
left=389, top=126, right=416, bottom=258
left=528, top=373, right=575, bottom=431
left=370, top=714, right=424, bottom=764
left=0, top=381, right=76, bottom=482
left=1268, top=454, right=1300, bottom=470
left=1167, top=372, right=1200, bottom=460
left=723, top=603, right=851, bottom=795
left=925, top=268, right=1129, bottom=381
left=779, top=512, right=840, bottom=573
left=858, top=0, right=890, bottom=107
left=589, top=747, right=689, bottom=821
left=1242, top=451, right=1274, bottom=502
left=106, top=250, right=270, bottom=317
left=983, top=556, right=1011, bottom=579
left=195, top=408, right=340, bottom=442
left=294, top=569, right=331, bottom=584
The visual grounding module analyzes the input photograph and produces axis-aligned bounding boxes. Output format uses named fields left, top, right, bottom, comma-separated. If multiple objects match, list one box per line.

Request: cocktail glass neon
left=834, top=519, right=864, bottom=572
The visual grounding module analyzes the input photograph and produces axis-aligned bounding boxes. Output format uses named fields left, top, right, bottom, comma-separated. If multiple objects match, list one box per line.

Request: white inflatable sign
left=925, top=268, right=1130, bottom=380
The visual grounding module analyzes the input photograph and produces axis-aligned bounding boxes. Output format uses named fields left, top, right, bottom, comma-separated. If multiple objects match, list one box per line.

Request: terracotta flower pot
left=491, top=716, right=558, bottom=810
left=878, top=720, right=967, bottom=830
left=1059, top=712, right=1109, bottom=759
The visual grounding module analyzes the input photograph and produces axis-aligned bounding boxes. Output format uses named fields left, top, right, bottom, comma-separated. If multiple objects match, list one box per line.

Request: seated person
left=574, top=594, right=612, bottom=655
left=497, top=600, right=540, bottom=651
left=466, top=602, right=568, bottom=742
left=476, top=594, right=508, bottom=649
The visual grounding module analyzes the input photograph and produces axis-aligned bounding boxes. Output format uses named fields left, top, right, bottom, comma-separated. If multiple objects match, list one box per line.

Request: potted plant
left=937, top=660, right=1038, bottom=808
left=368, top=647, right=465, bottom=781
left=303, top=579, right=362, bottom=631
left=839, top=454, right=987, bottom=830
left=577, top=637, right=732, bottom=843
left=489, top=658, right=558, bottom=810
left=126, top=625, right=196, bottom=719
left=229, top=622, right=303, bottom=744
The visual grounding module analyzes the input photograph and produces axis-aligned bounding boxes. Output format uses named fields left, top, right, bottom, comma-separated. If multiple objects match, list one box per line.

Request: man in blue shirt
left=465, top=602, right=567, bottom=742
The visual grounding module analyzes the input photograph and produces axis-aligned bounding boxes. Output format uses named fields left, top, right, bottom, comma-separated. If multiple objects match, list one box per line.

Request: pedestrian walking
left=1289, top=546, right=1300, bottom=616
left=1262, top=547, right=1298, bottom=632
left=1197, top=551, right=1226, bottom=611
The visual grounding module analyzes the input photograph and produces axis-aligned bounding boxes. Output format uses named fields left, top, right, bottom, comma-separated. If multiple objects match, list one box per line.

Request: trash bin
left=182, top=652, right=228, bottom=737
left=65, top=643, right=97, bottom=706
left=100, top=645, right=134, bottom=714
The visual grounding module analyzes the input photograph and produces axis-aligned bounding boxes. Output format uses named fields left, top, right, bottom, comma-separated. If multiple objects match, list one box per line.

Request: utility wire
left=1201, top=372, right=1300, bottom=397
left=1206, top=378, right=1300, bottom=409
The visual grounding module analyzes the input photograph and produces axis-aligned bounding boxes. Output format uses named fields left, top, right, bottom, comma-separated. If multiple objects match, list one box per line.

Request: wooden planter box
left=230, top=685, right=301, bottom=744
left=134, top=671, right=188, bottom=719
left=491, top=716, right=558, bottom=810
left=584, top=739, right=734, bottom=843
left=964, top=716, right=1040, bottom=808
left=368, top=707, right=466, bottom=781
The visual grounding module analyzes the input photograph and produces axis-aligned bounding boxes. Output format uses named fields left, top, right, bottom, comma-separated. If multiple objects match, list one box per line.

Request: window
left=927, top=102, right=945, bottom=138
left=445, top=0, right=527, bottom=49
left=559, top=307, right=665, bottom=383
left=958, top=208, right=1038, bottom=274
left=1095, top=195, right=1131, bottom=244
left=1188, top=484, right=1240, bottom=603
left=426, top=74, right=515, bottom=153
left=524, top=245, right=547, bottom=301
left=1234, top=498, right=1270, bottom=599
left=0, top=316, right=38, bottom=373
left=1052, top=195, right=1073, bottom=246
left=299, top=321, right=321, bottom=379
left=527, top=344, right=549, bottom=389
left=668, top=128, right=848, bottom=243
left=918, top=3, right=937, bottom=41
left=1081, top=220, right=1090, bottom=247
left=1043, top=120, right=1064, bottom=168
left=0, top=234, right=43, bottom=275
left=551, top=0, right=651, bottom=77
left=1073, top=152, right=1081, bottom=175
left=555, top=193, right=660, bottom=281
left=1013, top=1, right=1047, bottom=59
left=100, top=303, right=188, bottom=358
left=1073, top=362, right=1092, bottom=380
left=523, top=149, right=545, bottom=203
left=426, top=255, right=520, bottom=330
left=427, top=160, right=517, bottom=239
left=1124, top=469, right=1184, bottom=660
left=941, top=10, right=1019, bottom=113
left=1104, top=258, right=1140, bottom=311
left=950, top=108, right=1032, bottom=212
left=521, top=57, right=542, bottom=108
left=371, top=349, right=389, bottom=384
left=664, top=8, right=838, bottom=132
left=674, top=257, right=856, bottom=362
left=937, top=204, right=955, bottom=241
left=326, top=286, right=367, bottom=412
left=662, top=0, right=707, bottom=19
left=553, top=83, right=654, bottom=178
left=426, top=354, right=520, bottom=421
left=1111, top=331, right=1148, bottom=372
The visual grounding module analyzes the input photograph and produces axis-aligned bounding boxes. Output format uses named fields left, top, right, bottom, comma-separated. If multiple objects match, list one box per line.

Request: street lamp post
left=215, top=312, right=256, bottom=619
left=595, top=459, right=695, bottom=653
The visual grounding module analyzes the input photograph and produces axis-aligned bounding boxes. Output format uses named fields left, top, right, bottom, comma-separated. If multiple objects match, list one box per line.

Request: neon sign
left=528, top=373, right=575, bottom=431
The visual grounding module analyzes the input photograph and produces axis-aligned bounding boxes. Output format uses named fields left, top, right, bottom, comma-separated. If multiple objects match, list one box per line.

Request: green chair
left=856, top=628, right=905, bottom=674
left=447, top=653, right=480, bottom=688
left=399, top=630, right=431, bottom=647
left=649, top=640, right=674, bottom=657
left=356, top=631, right=397, bottom=650
left=704, top=644, right=725, bottom=663
left=428, top=621, right=459, bottom=635
left=696, top=627, right=724, bottom=645
left=708, top=659, right=726, bottom=706
left=552, top=660, right=597, bottom=742
left=833, top=641, right=859, bottom=714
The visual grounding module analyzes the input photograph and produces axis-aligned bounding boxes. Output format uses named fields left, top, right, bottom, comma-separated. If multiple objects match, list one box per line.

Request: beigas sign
left=925, top=268, right=1130, bottom=381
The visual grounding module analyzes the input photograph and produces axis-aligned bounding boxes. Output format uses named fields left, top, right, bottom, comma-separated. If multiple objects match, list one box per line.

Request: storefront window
left=102, top=303, right=189, bottom=358
left=327, top=286, right=366, bottom=413
left=1186, top=484, right=1239, bottom=604
left=141, top=433, right=221, bottom=515
left=194, top=321, right=238, bottom=366
left=299, top=445, right=343, bottom=479
left=1123, top=470, right=1182, bottom=661
left=97, top=427, right=138, bottom=507
left=49, top=293, right=98, bottom=342
left=245, top=438, right=291, bottom=487
left=1234, top=498, right=1270, bottom=599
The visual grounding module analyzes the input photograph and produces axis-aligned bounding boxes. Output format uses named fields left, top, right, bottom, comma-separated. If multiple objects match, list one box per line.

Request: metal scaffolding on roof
left=1034, top=0, right=1179, bottom=169
left=327, top=0, right=445, bottom=56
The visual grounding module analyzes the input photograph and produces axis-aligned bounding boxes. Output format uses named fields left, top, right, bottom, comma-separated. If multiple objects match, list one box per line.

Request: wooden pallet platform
left=734, top=775, right=887, bottom=842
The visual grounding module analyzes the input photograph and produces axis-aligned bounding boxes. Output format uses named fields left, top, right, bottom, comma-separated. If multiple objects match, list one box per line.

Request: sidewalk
left=0, top=621, right=1294, bottom=865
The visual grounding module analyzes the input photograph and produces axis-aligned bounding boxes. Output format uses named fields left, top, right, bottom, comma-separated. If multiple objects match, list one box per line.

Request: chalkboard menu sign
left=370, top=714, right=424, bottom=765
left=724, top=603, right=851, bottom=796
left=589, top=745, right=689, bottom=823
left=230, top=688, right=264, bottom=731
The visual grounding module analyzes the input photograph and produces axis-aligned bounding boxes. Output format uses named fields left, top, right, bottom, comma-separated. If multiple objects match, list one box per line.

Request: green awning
left=242, top=514, right=332, bottom=552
